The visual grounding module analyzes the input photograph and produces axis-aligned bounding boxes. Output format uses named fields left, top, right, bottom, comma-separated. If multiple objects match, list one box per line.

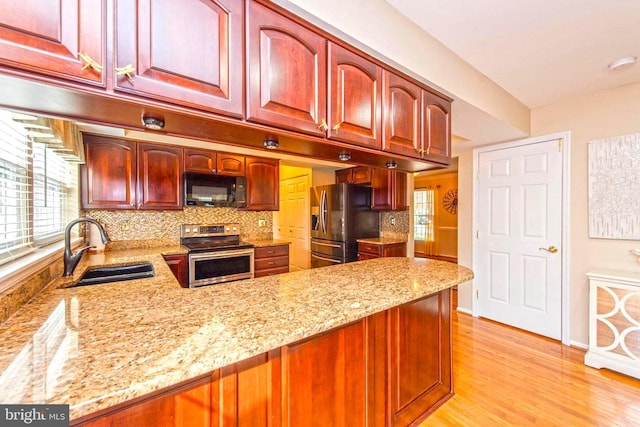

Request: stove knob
left=232, top=226, right=237, bottom=232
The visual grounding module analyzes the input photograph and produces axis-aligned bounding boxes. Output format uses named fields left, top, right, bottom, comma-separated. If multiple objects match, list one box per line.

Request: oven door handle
left=189, top=248, right=255, bottom=261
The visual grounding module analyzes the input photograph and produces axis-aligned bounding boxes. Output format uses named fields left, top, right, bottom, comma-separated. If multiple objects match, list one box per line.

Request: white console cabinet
left=585, top=269, right=640, bottom=379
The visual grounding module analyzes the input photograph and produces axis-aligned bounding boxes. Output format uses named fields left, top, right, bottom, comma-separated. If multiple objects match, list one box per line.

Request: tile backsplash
left=86, top=208, right=407, bottom=242
left=380, top=210, right=410, bottom=238
left=86, top=207, right=274, bottom=242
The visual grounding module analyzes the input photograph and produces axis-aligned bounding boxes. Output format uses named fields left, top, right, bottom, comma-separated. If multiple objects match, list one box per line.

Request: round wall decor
left=443, top=189, right=458, bottom=215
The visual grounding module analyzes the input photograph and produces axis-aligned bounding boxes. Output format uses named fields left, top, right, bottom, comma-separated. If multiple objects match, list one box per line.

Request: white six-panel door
left=477, top=138, right=563, bottom=339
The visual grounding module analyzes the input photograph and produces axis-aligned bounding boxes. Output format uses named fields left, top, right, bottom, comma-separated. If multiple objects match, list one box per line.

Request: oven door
left=189, top=248, right=254, bottom=287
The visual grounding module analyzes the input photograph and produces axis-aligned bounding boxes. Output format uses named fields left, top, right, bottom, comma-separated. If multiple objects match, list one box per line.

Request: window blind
left=0, top=110, right=79, bottom=266
left=0, top=113, right=33, bottom=263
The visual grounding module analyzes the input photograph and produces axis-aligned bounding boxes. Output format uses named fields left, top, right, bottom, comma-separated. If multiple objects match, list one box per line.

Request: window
left=0, top=111, right=79, bottom=265
left=414, top=188, right=434, bottom=241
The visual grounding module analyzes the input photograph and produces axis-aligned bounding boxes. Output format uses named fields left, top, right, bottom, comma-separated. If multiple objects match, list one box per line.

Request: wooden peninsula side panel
left=73, top=289, right=452, bottom=426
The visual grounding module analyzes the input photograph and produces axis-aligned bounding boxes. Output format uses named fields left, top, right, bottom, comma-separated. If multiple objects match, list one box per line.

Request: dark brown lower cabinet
left=283, top=319, right=368, bottom=426
left=72, top=290, right=451, bottom=426
left=163, top=254, right=188, bottom=288
left=74, top=375, right=213, bottom=427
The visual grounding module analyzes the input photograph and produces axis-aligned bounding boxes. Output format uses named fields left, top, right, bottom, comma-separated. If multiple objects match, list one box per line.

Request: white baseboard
left=456, top=306, right=472, bottom=315
left=570, top=340, right=588, bottom=350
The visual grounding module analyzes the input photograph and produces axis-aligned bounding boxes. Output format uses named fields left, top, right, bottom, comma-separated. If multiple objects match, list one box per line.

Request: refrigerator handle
left=321, top=189, right=328, bottom=234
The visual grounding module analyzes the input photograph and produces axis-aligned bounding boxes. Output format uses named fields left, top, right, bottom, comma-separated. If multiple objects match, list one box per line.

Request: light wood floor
left=423, top=311, right=640, bottom=426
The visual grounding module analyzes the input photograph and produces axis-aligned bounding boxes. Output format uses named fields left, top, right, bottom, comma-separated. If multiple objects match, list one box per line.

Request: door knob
left=539, top=246, right=558, bottom=253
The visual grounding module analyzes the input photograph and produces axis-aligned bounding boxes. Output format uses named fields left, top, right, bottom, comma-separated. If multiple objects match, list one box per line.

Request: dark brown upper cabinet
left=422, top=91, right=451, bottom=164
left=137, top=143, right=183, bottom=210
left=217, top=152, right=245, bottom=176
left=246, top=1, right=327, bottom=136
left=382, top=70, right=451, bottom=165
left=245, top=156, right=279, bottom=211
left=327, top=42, right=382, bottom=150
left=382, top=70, right=421, bottom=157
left=0, top=0, right=106, bottom=86
left=114, top=0, right=243, bottom=117
left=184, top=149, right=245, bottom=176
left=371, top=169, right=407, bottom=211
left=82, top=136, right=136, bottom=209
left=184, top=148, right=216, bottom=175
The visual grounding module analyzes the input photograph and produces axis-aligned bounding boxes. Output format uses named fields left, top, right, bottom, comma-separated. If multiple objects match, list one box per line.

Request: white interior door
left=285, top=175, right=310, bottom=271
left=477, top=138, right=563, bottom=339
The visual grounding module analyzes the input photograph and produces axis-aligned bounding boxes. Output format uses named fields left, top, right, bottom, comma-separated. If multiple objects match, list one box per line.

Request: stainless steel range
left=180, top=223, right=254, bottom=288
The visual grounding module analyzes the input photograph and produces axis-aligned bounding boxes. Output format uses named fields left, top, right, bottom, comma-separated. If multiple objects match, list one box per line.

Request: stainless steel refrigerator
left=310, top=183, right=380, bottom=268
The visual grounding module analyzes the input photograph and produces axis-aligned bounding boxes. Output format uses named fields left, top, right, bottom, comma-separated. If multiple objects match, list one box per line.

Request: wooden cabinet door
left=81, top=136, right=136, bottom=209
left=216, top=153, right=245, bottom=176
left=382, top=71, right=421, bottom=158
left=115, top=0, right=243, bottom=117
left=422, top=91, right=451, bottom=165
left=335, top=168, right=353, bottom=184
left=137, top=143, right=183, bottom=210
left=371, top=169, right=393, bottom=211
left=184, top=148, right=216, bottom=174
left=393, top=170, right=408, bottom=210
left=283, top=320, right=368, bottom=426
left=352, top=166, right=372, bottom=184
left=246, top=1, right=327, bottom=136
left=163, top=254, right=188, bottom=288
left=78, top=375, right=212, bottom=427
left=328, top=42, right=382, bottom=149
left=245, top=156, right=279, bottom=211
left=371, top=169, right=407, bottom=211
left=0, top=0, right=106, bottom=86
left=389, top=291, right=452, bottom=426
left=213, top=351, right=281, bottom=427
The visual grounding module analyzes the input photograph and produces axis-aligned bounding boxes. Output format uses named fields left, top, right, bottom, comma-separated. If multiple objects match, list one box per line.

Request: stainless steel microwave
left=184, top=173, right=246, bottom=208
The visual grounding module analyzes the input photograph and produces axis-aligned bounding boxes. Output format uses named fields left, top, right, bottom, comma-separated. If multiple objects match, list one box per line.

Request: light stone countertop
left=0, top=247, right=473, bottom=420
left=356, top=237, right=408, bottom=245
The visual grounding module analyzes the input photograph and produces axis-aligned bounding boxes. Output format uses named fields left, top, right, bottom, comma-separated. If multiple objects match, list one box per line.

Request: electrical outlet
left=390, top=217, right=396, bottom=226
left=120, top=220, right=130, bottom=231
left=258, top=219, right=266, bottom=228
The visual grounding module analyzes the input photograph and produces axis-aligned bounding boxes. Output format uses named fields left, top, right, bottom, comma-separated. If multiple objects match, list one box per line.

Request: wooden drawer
left=255, top=255, right=289, bottom=271
left=358, top=242, right=382, bottom=256
left=254, top=245, right=289, bottom=259
left=255, top=266, right=290, bottom=278
left=357, top=252, right=378, bottom=261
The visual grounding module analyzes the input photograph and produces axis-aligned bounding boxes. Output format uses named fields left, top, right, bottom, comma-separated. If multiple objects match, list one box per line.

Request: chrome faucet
left=63, top=218, right=110, bottom=277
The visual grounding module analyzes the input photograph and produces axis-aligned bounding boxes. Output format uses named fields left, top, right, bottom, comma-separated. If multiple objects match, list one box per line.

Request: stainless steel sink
left=72, top=262, right=155, bottom=287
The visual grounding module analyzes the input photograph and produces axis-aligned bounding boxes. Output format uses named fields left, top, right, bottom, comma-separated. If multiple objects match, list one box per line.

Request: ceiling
left=385, top=0, right=640, bottom=108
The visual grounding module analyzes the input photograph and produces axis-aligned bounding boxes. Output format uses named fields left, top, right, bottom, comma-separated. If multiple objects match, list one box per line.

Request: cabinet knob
left=115, top=64, right=136, bottom=85
left=79, top=52, right=103, bottom=74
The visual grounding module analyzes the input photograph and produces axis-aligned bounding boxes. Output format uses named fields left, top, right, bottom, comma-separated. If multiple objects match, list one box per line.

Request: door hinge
left=476, top=289, right=479, bottom=299
left=476, top=230, right=479, bottom=239
left=476, top=170, right=480, bottom=180
left=558, top=139, right=562, bottom=152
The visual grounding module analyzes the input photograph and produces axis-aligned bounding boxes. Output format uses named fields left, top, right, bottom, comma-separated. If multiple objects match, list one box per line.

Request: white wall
left=530, top=81, right=640, bottom=345
left=456, top=151, right=474, bottom=312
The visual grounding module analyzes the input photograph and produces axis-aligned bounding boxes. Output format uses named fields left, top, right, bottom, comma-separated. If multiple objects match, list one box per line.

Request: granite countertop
left=0, top=247, right=473, bottom=420
left=356, top=237, right=408, bottom=245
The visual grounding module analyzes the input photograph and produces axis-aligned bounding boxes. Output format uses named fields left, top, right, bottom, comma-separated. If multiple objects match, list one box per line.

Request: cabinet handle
left=115, top=64, right=136, bottom=85
left=318, top=118, right=329, bottom=131
left=79, top=52, right=103, bottom=74
left=332, top=123, right=340, bottom=134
